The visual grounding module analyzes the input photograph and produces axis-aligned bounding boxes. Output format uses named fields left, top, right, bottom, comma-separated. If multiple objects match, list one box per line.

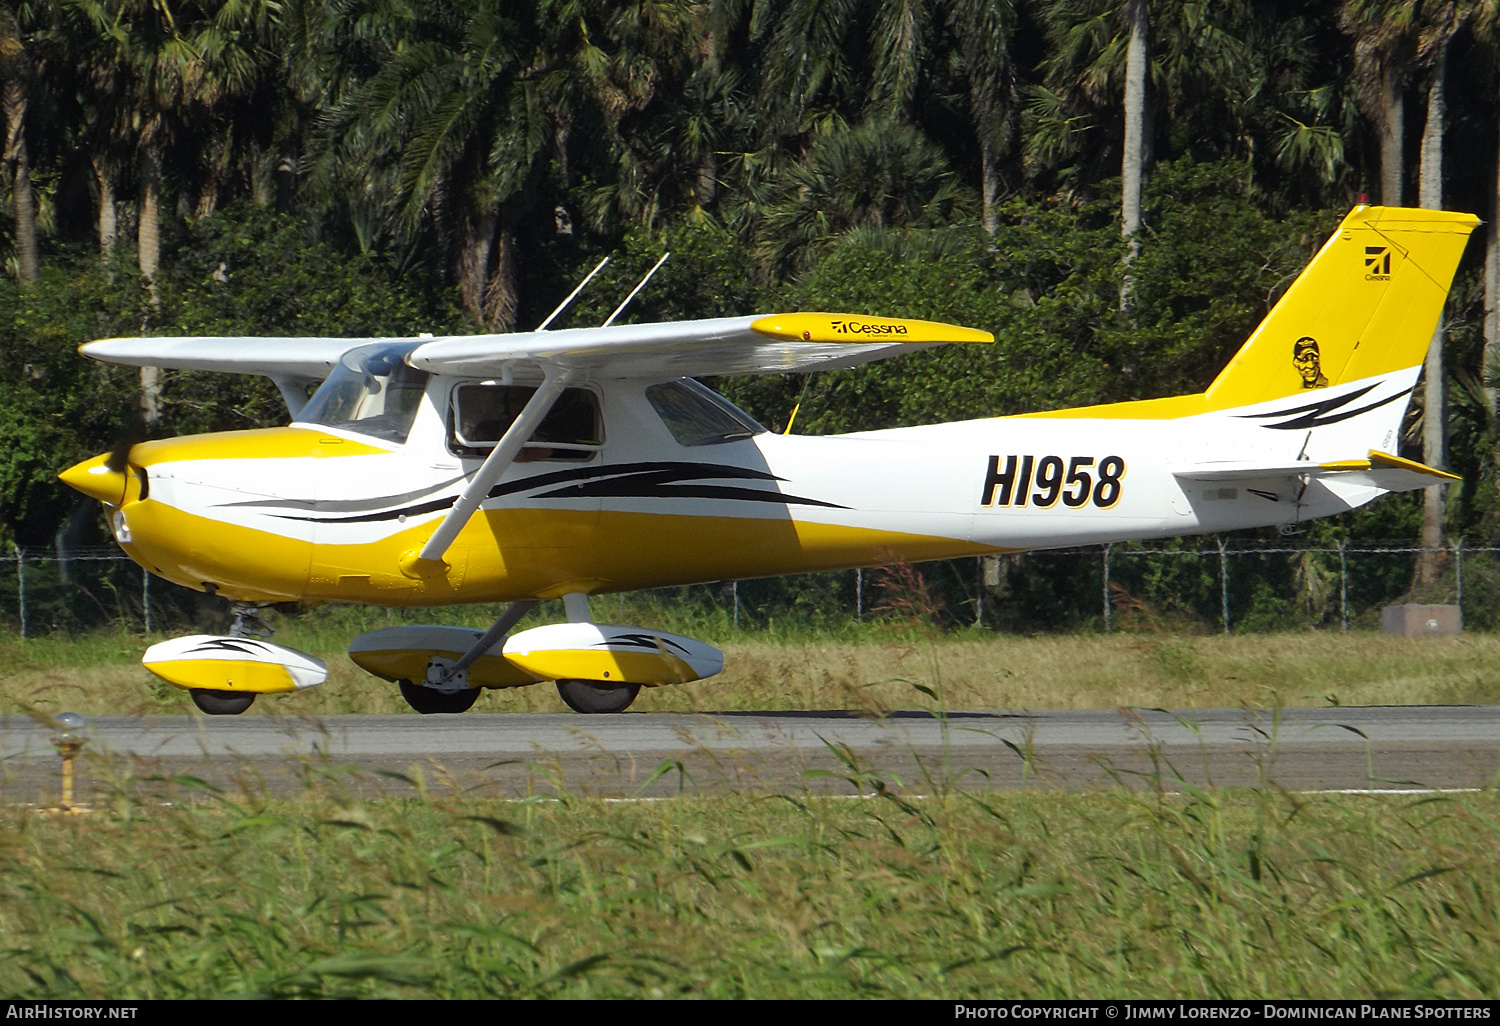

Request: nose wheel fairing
left=142, top=635, right=328, bottom=695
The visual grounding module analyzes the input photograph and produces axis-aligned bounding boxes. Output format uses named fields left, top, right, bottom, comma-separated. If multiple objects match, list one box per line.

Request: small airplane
left=60, top=204, right=1476, bottom=715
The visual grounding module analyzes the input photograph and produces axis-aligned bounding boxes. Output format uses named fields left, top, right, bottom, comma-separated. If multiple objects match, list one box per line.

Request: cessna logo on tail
left=830, top=319, right=908, bottom=336
left=1365, top=246, right=1391, bottom=280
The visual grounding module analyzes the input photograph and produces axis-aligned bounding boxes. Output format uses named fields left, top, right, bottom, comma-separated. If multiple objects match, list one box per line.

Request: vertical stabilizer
left=1203, top=205, right=1478, bottom=411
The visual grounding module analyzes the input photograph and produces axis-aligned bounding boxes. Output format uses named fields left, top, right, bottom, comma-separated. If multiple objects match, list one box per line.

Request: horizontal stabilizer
left=1173, top=450, right=1457, bottom=494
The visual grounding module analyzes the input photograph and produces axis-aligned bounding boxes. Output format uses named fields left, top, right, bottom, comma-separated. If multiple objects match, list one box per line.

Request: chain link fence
left=2, top=538, right=1491, bottom=638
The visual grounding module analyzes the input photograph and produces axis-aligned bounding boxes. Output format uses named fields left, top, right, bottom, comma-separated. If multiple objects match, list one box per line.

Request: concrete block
left=1381, top=604, right=1461, bottom=637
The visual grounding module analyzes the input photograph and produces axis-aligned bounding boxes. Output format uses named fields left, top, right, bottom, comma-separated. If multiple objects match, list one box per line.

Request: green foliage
left=0, top=207, right=454, bottom=546
left=723, top=159, right=1341, bottom=437
left=153, top=208, right=456, bottom=437
left=0, top=261, right=147, bottom=547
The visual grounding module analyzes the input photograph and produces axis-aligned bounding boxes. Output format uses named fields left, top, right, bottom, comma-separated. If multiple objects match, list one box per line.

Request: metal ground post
left=1102, top=544, right=1112, bottom=632
left=1338, top=541, right=1348, bottom=633
left=14, top=546, right=25, bottom=640
left=1217, top=539, right=1230, bottom=634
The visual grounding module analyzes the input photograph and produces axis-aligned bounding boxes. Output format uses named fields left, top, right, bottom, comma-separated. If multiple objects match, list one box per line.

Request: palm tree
left=945, top=0, right=1018, bottom=235
left=758, top=0, right=1018, bottom=233
left=1472, top=2, right=1500, bottom=416
left=1119, top=0, right=1146, bottom=311
left=0, top=5, right=41, bottom=282
left=65, top=0, right=279, bottom=424
left=318, top=1, right=538, bottom=328
left=1339, top=0, right=1420, bottom=206
left=1413, top=0, right=1470, bottom=586
left=755, top=120, right=970, bottom=273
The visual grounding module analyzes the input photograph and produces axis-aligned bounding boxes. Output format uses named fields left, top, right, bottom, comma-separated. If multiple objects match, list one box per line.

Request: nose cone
left=60, top=453, right=128, bottom=506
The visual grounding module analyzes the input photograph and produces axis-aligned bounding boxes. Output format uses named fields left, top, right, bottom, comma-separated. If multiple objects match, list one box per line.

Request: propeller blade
left=103, top=431, right=143, bottom=473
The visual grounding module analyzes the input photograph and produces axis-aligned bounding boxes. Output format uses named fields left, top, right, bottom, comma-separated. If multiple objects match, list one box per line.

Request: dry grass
left=4, top=629, right=1500, bottom=718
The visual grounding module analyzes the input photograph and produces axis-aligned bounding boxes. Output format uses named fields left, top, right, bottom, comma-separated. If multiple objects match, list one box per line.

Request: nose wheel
left=189, top=689, right=256, bottom=716
left=556, top=679, right=640, bottom=714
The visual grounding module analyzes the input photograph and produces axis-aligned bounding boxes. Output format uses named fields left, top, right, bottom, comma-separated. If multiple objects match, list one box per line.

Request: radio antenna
left=602, top=252, right=670, bottom=327
left=535, top=256, right=610, bottom=331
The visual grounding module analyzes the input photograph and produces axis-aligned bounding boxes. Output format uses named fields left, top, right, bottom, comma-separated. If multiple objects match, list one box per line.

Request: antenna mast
left=603, top=253, right=670, bottom=327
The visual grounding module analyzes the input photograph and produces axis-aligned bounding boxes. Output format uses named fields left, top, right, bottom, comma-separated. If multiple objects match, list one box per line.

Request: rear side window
left=450, top=384, right=602, bottom=461
left=646, top=380, right=764, bottom=447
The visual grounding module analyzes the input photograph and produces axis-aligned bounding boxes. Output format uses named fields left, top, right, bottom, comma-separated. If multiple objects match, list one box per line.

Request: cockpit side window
left=449, top=384, right=602, bottom=462
left=646, top=379, right=765, bottom=447
left=297, top=343, right=429, bottom=445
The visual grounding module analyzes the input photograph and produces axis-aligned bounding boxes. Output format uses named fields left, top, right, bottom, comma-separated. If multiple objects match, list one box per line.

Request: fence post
left=1455, top=538, right=1463, bottom=614
left=13, top=545, right=25, bottom=641
left=143, top=566, right=152, bottom=635
left=1102, top=544, right=1112, bottom=633
left=856, top=567, right=863, bottom=621
left=1338, top=540, right=1348, bottom=634
left=975, top=556, right=983, bottom=628
left=1217, top=538, right=1230, bottom=634
left=732, top=580, right=739, bottom=630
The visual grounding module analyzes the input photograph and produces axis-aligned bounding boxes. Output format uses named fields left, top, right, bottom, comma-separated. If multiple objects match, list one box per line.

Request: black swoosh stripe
left=536, top=481, right=847, bottom=508
left=183, top=638, right=274, bottom=656
left=596, top=633, right=691, bottom=655
left=267, top=461, right=842, bottom=522
left=1237, top=383, right=1379, bottom=421
left=1245, top=388, right=1411, bottom=430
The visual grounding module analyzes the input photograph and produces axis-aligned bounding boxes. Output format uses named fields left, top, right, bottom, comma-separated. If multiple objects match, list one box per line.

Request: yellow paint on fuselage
left=119, top=494, right=995, bottom=605
left=131, top=426, right=392, bottom=465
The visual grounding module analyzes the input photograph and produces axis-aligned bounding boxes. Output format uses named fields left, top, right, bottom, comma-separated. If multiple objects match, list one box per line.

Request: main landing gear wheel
left=398, top=679, right=480, bottom=714
left=556, top=679, right=641, bottom=714
left=189, top=689, right=256, bottom=716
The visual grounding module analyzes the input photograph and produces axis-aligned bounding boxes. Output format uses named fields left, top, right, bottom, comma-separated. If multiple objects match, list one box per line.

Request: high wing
left=80, top=312, right=993, bottom=384
left=407, top=313, right=993, bottom=378
left=80, top=335, right=379, bottom=416
left=80, top=335, right=369, bottom=380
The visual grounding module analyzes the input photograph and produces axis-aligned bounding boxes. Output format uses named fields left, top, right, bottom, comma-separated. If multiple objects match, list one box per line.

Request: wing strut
left=401, top=367, right=573, bottom=576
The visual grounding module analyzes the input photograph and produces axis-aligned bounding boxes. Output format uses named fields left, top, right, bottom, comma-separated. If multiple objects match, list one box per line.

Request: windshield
left=646, top=379, right=765, bottom=446
left=298, top=343, right=430, bottom=444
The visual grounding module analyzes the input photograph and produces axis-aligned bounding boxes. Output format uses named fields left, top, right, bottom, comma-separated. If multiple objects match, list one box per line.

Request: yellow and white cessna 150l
left=60, top=205, right=1477, bottom=715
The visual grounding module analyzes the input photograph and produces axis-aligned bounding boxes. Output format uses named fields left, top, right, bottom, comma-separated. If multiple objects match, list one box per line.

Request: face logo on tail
left=1365, top=246, right=1391, bottom=280
left=1293, top=336, right=1329, bottom=390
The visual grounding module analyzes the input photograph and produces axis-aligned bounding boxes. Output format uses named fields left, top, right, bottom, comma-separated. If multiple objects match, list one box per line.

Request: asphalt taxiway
left=3, top=705, right=1496, bottom=801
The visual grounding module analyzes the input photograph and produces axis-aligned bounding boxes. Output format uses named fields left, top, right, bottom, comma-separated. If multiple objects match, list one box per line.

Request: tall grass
left=1, top=763, right=1495, bottom=998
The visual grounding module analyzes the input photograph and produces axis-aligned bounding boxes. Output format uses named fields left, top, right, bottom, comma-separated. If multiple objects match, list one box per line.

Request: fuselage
left=72, top=366, right=1410, bottom=606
